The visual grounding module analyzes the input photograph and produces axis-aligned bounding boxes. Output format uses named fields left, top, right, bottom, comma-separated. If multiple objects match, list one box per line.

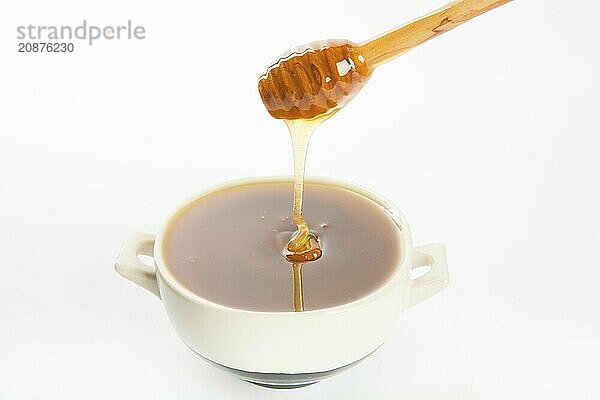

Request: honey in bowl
left=161, top=181, right=402, bottom=312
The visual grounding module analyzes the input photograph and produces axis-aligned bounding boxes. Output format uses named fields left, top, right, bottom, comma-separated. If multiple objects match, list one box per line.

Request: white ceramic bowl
left=115, top=177, right=449, bottom=388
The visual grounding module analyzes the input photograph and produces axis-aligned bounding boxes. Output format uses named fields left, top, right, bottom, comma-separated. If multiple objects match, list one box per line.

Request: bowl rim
left=153, top=176, right=413, bottom=316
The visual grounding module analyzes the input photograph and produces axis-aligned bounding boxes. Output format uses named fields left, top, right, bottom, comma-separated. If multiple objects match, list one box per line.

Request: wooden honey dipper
left=258, top=0, right=513, bottom=120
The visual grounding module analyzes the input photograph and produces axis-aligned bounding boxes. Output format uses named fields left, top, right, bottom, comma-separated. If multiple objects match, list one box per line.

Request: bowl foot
left=246, top=380, right=319, bottom=389
left=191, top=346, right=377, bottom=388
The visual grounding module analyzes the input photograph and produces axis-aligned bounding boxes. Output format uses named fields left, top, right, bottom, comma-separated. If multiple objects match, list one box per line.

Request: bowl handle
left=115, top=232, right=161, bottom=298
left=408, top=243, right=449, bottom=308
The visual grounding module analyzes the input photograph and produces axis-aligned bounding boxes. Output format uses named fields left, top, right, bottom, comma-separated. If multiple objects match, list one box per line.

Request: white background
left=1, top=0, right=599, bottom=398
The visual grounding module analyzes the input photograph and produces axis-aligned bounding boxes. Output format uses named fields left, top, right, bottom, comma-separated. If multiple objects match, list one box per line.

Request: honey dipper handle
left=359, top=0, right=513, bottom=69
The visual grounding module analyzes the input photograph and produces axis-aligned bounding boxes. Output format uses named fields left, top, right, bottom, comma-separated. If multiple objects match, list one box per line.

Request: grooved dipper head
left=258, top=40, right=372, bottom=120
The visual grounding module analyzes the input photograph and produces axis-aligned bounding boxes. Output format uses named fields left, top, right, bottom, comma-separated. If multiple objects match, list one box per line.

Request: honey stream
left=284, top=115, right=333, bottom=311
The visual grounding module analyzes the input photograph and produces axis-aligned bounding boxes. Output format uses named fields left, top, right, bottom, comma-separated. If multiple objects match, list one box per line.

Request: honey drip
left=284, top=116, right=331, bottom=311
left=285, top=114, right=332, bottom=254
left=258, top=0, right=513, bottom=310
